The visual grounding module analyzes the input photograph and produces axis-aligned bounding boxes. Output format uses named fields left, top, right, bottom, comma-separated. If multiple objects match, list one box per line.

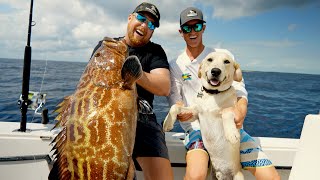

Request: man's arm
left=137, top=68, right=170, bottom=96
left=234, top=97, right=248, bottom=129
left=233, top=79, right=248, bottom=129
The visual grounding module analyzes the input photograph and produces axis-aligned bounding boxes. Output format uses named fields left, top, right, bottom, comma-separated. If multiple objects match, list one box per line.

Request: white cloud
left=72, top=22, right=106, bottom=40
left=0, top=0, right=319, bottom=74
left=155, top=21, right=180, bottom=40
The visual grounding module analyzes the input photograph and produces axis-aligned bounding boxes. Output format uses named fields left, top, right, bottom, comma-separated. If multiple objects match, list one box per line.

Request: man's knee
left=271, top=173, right=281, bottom=180
left=185, top=168, right=207, bottom=180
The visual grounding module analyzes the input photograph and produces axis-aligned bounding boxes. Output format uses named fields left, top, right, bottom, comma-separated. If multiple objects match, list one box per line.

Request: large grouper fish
left=49, top=37, right=143, bottom=180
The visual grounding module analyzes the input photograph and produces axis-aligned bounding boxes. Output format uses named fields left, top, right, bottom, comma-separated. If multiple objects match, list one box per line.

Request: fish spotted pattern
left=49, top=37, right=142, bottom=180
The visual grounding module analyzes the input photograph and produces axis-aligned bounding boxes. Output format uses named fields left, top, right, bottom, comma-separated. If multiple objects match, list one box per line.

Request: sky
left=0, top=0, right=319, bottom=75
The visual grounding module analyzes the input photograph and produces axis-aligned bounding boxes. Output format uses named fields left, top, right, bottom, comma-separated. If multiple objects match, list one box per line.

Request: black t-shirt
left=91, top=37, right=169, bottom=108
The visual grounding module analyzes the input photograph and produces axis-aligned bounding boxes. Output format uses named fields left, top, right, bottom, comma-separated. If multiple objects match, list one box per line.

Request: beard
left=127, top=25, right=150, bottom=47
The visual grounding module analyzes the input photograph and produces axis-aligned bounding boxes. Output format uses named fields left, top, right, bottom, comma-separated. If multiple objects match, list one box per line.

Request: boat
left=1, top=114, right=320, bottom=180
left=1, top=1, right=319, bottom=179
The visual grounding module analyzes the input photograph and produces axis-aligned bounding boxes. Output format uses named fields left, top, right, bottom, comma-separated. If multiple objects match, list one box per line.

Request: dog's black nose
left=211, top=68, right=221, bottom=77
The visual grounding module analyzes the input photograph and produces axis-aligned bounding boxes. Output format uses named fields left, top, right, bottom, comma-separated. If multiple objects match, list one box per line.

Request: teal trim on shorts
left=183, top=129, right=274, bottom=168
left=240, top=129, right=274, bottom=168
left=184, top=130, right=203, bottom=150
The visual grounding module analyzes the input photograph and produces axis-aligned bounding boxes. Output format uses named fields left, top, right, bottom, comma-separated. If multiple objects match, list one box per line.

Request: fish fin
left=53, top=96, right=72, bottom=114
left=48, top=161, right=60, bottom=180
left=52, top=95, right=73, bottom=130
left=121, top=55, right=142, bottom=90
left=103, top=36, right=117, bottom=42
left=125, top=158, right=136, bottom=180
left=137, top=97, right=153, bottom=114
left=50, top=112, right=81, bottom=179
left=49, top=127, right=70, bottom=180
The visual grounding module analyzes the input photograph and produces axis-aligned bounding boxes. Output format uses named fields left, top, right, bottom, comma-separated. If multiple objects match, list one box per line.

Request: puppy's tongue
left=210, top=79, right=220, bottom=86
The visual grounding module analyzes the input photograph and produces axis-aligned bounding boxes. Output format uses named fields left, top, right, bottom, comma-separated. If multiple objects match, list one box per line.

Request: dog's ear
left=198, top=62, right=203, bottom=78
left=233, top=62, right=243, bottom=82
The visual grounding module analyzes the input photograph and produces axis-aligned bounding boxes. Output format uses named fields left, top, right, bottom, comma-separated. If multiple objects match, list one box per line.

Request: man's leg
left=240, top=129, right=280, bottom=180
left=246, top=167, right=280, bottom=180
left=183, top=130, right=209, bottom=180
left=133, top=114, right=172, bottom=179
left=137, top=157, right=173, bottom=180
left=185, top=149, right=209, bottom=180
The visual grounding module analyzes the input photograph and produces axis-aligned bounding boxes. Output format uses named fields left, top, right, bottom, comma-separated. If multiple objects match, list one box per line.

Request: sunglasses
left=134, top=13, right=156, bottom=30
left=181, top=23, right=203, bottom=33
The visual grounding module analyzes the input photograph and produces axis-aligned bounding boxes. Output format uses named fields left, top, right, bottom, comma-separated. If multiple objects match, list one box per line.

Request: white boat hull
left=1, top=114, right=319, bottom=180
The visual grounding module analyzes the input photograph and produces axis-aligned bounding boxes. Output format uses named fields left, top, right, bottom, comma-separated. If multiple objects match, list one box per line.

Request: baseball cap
left=133, top=2, right=160, bottom=27
left=180, top=7, right=206, bottom=26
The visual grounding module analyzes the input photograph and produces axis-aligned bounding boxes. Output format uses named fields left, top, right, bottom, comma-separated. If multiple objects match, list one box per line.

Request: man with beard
left=91, top=2, right=173, bottom=180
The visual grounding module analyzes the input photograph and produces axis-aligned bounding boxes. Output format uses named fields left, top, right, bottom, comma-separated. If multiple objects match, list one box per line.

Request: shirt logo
left=182, top=73, right=191, bottom=81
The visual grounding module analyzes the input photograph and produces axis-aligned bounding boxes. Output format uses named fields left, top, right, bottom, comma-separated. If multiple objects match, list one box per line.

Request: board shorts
left=184, top=129, right=273, bottom=169
left=132, top=113, right=169, bottom=171
left=239, top=129, right=273, bottom=169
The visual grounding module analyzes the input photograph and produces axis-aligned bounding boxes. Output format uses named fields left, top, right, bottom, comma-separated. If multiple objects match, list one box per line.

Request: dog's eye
left=224, top=60, right=230, bottom=64
left=207, top=58, right=213, bottom=62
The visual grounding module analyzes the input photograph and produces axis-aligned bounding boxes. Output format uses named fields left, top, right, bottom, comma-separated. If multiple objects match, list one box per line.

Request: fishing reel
left=18, top=91, right=47, bottom=114
left=17, top=91, right=49, bottom=124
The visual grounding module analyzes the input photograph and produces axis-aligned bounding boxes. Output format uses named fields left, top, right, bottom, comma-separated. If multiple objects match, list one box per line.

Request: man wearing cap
left=91, top=2, right=173, bottom=180
left=167, top=7, right=280, bottom=180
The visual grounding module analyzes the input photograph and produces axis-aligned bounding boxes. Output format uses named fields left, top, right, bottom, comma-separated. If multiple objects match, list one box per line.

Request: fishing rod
left=19, top=0, right=34, bottom=132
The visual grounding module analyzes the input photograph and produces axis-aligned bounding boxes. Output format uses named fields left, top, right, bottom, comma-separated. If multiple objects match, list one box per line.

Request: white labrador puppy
left=163, top=51, right=244, bottom=180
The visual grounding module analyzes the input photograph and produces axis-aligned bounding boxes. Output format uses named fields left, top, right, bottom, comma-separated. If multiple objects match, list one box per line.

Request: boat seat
left=289, top=114, right=320, bottom=180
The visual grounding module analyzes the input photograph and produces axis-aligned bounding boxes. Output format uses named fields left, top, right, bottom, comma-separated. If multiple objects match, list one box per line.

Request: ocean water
left=0, top=58, right=319, bottom=138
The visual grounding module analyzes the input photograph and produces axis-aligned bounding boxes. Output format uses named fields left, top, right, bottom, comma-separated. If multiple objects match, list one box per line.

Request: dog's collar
left=201, top=86, right=231, bottom=94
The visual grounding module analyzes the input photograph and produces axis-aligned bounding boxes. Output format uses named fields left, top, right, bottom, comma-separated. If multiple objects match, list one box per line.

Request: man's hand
left=174, top=101, right=193, bottom=122
left=177, top=111, right=194, bottom=122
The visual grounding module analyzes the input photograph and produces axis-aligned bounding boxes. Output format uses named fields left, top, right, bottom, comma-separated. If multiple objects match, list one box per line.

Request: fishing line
left=31, top=56, right=48, bottom=123
left=39, top=57, right=48, bottom=94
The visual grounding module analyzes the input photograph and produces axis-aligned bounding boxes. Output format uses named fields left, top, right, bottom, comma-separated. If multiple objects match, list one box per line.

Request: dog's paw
left=163, top=115, right=175, bottom=132
left=225, top=129, right=240, bottom=144
left=234, top=171, right=244, bottom=180
left=163, top=121, right=174, bottom=132
left=215, top=172, right=222, bottom=180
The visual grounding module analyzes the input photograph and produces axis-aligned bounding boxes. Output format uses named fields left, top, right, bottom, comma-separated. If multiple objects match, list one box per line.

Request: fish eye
left=207, top=58, right=213, bottom=62
left=224, top=60, right=230, bottom=64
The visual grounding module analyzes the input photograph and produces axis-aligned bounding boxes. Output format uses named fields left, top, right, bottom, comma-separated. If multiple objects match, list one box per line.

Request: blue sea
left=0, top=58, right=319, bottom=139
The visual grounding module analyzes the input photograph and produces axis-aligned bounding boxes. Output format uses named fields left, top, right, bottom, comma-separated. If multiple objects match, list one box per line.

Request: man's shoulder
left=142, top=41, right=166, bottom=58
left=147, top=41, right=163, bottom=50
left=176, top=51, right=188, bottom=63
left=168, top=52, right=185, bottom=68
